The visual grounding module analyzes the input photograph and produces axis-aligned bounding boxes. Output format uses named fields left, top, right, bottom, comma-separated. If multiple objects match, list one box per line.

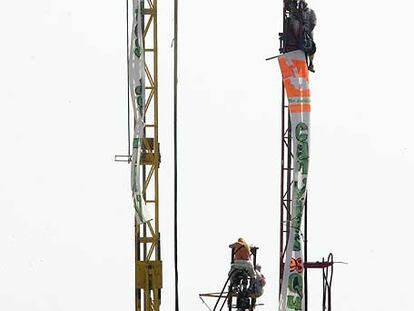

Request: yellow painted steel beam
left=135, top=0, right=162, bottom=310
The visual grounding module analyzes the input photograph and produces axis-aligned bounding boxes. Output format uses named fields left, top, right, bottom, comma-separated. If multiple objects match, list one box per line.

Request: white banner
left=129, top=0, right=151, bottom=224
left=278, top=50, right=310, bottom=311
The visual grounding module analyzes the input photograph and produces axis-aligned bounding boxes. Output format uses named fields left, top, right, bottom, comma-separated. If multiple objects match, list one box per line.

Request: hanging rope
left=173, top=0, right=179, bottom=310
left=126, top=0, right=131, bottom=157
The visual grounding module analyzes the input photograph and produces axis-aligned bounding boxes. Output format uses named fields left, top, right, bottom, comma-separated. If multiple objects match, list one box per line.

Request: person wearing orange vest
left=228, top=238, right=256, bottom=281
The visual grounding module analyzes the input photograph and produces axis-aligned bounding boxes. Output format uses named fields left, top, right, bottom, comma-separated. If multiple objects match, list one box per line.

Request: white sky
left=1, top=1, right=413, bottom=311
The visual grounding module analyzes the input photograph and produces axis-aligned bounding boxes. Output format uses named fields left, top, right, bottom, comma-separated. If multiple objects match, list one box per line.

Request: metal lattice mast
left=135, top=1, right=161, bottom=310
left=278, top=2, right=292, bottom=300
left=278, top=2, right=308, bottom=308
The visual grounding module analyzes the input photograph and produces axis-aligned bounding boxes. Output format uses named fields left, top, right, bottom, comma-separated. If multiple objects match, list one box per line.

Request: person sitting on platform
left=284, top=0, right=317, bottom=72
left=299, top=0, right=317, bottom=72
left=228, top=238, right=256, bottom=283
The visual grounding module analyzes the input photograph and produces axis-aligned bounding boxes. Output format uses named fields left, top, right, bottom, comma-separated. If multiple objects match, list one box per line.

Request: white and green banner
left=278, top=50, right=311, bottom=311
left=129, top=0, right=151, bottom=224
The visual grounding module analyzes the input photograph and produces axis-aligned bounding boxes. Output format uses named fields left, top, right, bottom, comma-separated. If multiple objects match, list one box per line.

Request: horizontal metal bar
left=138, top=237, right=156, bottom=243
left=143, top=9, right=155, bottom=15
left=114, top=154, right=131, bottom=163
left=199, top=292, right=229, bottom=298
left=265, top=54, right=282, bottom=61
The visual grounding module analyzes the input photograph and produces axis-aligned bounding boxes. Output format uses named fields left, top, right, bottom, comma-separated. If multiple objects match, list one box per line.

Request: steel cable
left=174, top=0, right=179, bottom=310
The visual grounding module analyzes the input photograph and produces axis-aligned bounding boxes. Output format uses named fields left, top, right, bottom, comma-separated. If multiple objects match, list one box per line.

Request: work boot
left=308, top=64, right=315, bottom=72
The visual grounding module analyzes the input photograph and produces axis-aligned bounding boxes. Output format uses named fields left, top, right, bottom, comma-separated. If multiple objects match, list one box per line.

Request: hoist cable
left=173, top=0, right=179, bottom=310
left=126, top=0, right=131, bottom=156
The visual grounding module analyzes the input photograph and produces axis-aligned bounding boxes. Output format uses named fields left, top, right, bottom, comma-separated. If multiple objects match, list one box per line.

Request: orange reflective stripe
left=284, top=79, right=310, bottom=98
left=278, top=57, right=294, bottom=79
left=278, top=56, right=309, bottom=80
left=292, top=60, right=309, bottom=81
left=288, top=104, right=311, bottom=113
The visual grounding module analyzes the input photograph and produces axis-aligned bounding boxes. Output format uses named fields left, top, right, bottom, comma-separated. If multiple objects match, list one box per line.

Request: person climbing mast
left=199, top=239, right=265, bottom=310
left=284, top=0, right=317, bottom=71
left=227, top=238, right=265, bottom=310
left=229, top=238, right=256, bottom=280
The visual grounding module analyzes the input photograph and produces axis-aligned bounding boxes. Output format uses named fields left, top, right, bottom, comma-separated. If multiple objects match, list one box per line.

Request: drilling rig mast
left=278, top=2, right=335, bottom=311
left=134, top=1, right=161, bottom=310
left=117, top=1, right=162, bottom=310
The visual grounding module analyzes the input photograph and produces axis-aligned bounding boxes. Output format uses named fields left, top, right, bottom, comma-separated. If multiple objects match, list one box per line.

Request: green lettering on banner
left=133, top=138, right=140, bottom=148
left=293, top=233, right=301, bottom=251
left=291, top=182, right=304, bottom=232
left=137, top=96, right=143, bottom=111
left=296, top=122, right=309, bottom=175
left=288, top=272, right=303, bottom=294
left=134, top=46, right=141, bottom=58
left=297, top=143, right=309, bottom=174
left=296, top=178, right=307, bottom=198
left=287, top=295, right=302, bottom=310
left=286, top=122, right=309, bottom=310
left=291, top=122, right=309, bottom=253
left=295, top=122, right=308, bottom=142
